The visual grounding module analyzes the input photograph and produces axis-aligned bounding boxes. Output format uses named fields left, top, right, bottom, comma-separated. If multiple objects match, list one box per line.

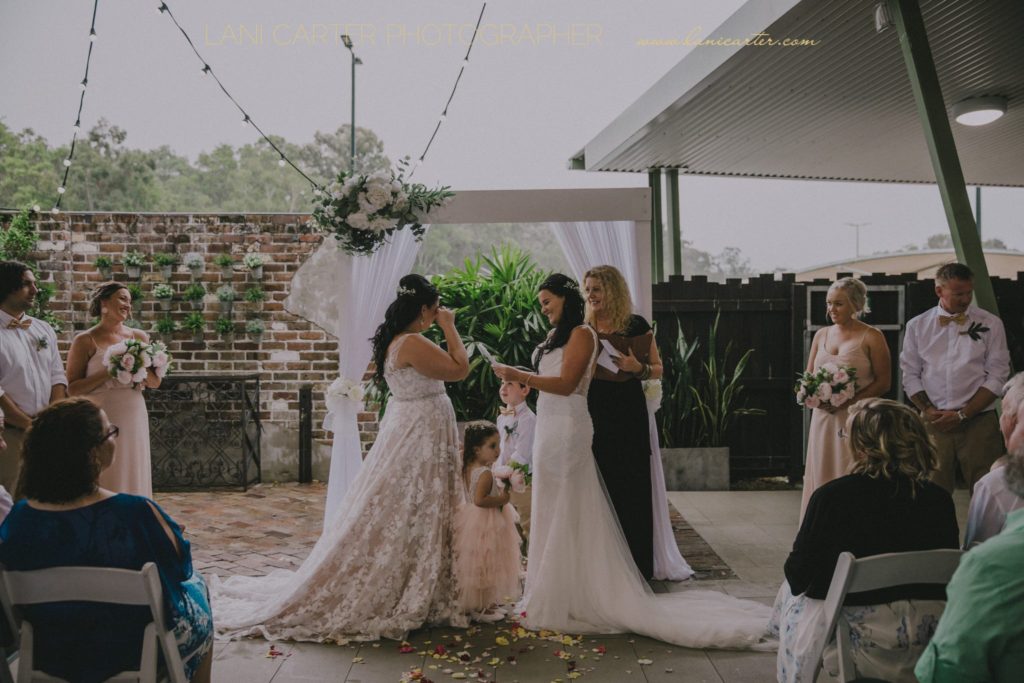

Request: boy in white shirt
left=496, top=369, right=536, bottom=540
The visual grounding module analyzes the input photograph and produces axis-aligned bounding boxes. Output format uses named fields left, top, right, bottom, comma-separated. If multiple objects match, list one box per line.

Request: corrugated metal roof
left=579, top=0, right=1024, bottom=186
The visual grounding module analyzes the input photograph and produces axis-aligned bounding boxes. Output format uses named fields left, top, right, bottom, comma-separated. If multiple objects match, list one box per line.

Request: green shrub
left=94, top=255, right=113, bottom=269
left=183, top=311, right=205, bottom=332
left=154, top=317, right=178, bottom=334
left=244, top=285, right=265, bottom=303
left=153, top=284, right=174, bottom=299
left=183, top=283, right=206, bottom=301
left=215, top=317, right=235, bottom=335
left=123, top=251, right=147, bottom=267
left=243, top=253, right=265, bottom=270
left=0, top=209, right=38, bottom=262
left=213, top=253, right=234, bottom=268
left=216, top=285, right=236, bottom=302
left=245, top=318, right=265, bottom=335
left=127, top=283, right=144, bottom=302
left=153, top=253, right=177, bottom=267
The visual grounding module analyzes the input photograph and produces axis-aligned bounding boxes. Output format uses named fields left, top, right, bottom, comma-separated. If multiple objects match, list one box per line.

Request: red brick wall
left=12, top=211, right=380, bottom=482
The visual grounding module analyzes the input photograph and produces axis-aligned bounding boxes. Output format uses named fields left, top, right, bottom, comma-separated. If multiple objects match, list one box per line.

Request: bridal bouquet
left=309, top=161, right=454, bottom=255
left=795, top=362, right=857, bottom=410
left=103, top=339, right=149, bottom=387
left=325, top=377, right=366, bottom=412
left=492, top=464, right=527, bottom=493
left=642, top=379, right=663, bottom=415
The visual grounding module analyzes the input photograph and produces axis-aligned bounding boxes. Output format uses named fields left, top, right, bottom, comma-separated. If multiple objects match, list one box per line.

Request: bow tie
left=498, top=406, right=516, bottom=417
left=939, top=313, right=967, bottom=327
left=6, top=318, right=31, bottom=330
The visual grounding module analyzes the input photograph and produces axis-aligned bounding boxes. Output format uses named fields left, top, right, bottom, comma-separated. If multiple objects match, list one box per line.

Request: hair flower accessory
left=396, top=286, right=416, bottom=297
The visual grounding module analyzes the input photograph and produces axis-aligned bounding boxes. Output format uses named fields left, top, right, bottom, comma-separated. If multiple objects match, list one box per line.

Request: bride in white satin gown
left=494, top=274, right=774, bottom=650
left=211, top=275, right=471, bottom=643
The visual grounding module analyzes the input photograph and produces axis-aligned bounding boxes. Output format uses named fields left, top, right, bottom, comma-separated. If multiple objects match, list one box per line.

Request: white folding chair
left=811, top=549, right=963, bottom=682
left=0, top=563, right=188, bottom=683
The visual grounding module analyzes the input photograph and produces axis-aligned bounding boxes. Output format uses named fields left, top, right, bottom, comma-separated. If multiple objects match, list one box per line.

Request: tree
left=924, top=233, right=1011, bottom=251
left=0, top=122, right=54, bottom=209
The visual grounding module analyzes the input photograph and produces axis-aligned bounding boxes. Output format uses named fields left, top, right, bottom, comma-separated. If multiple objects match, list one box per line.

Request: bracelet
left=638, top=363, right=651, bottom=381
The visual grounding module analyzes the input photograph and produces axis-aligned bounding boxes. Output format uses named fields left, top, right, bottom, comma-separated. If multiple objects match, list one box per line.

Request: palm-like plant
left=371, top=246, right=550, bottom=421
left=657, top=318, right=700, bottom=448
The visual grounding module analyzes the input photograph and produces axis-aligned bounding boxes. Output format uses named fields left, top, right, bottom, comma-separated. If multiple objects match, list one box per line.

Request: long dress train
left=520, top=326, right=773, bottom=649
left=210, top=334, right=468, bottom=642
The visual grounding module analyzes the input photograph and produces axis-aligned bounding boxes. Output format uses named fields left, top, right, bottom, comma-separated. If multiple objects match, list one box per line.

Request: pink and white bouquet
left=103, top=339, right=149, bottom=387
left=492, top=464, right=527, bottom=493
left=795, top=362, right=857, bottom=410
left=103, top=340, right=174, bottom=388
left=145, top=341, right=173, bottom=379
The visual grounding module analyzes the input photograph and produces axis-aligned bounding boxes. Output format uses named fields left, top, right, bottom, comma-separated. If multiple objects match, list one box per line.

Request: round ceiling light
left=952, top=96, right=1008, bottom=126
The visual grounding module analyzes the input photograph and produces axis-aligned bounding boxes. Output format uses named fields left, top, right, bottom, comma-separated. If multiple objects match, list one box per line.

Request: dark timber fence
left=652, top=272, right=1024, bottom=482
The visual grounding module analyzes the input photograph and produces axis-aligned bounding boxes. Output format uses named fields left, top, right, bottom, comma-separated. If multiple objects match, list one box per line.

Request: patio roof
left=573, top=0, right=1023, bottom=187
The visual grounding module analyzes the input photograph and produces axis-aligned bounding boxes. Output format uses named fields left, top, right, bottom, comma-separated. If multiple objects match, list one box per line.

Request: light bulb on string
left=80, top=78, right=88, bottom=90
left=278, top=157, right=286, bottom=168
left=32, top=205, right=40, bottom=213
left=439, top=112, right=447, bottom=122
left=73, top=120, right=81, bottom=134
left=57, top=186, right=66, bottom=194
left=63, top=159, right=72, bottom=167
left=51, top=207, right=60, bottom=215
left=242, top=115, right=250, bottom=128
left=89, top=29, right=97, bottom=42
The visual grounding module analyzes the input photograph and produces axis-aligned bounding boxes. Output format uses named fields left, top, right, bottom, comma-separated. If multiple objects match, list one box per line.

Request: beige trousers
left=0, top=428, right=26, bottom=494
left=510, top=485, right=532, bottom=542
left=927, top=410, right=1005, bottom=494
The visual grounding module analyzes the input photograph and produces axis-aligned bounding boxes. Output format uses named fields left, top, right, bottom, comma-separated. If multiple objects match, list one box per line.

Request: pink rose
left=510, top=471, right=526, bottom=493
left=119, top=354, right=135, bottom=371
left=805, top=396, right=821, bottom=409
left=834, top=369, right=849, bottom=384
left=116, top=370, right=133, bottom=385
left=492, top=465, right=513, bottom=480
left=132, top=369, right=147, bottom=384
left=819, top=383, right=833, bottom=400
left=830, top=393, right=845, bottom=407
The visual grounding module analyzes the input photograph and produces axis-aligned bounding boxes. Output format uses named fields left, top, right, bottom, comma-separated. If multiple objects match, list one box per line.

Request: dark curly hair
left=534, top=273, right=586, bottom=367
left=462, top=420, right=499, bottom=473
left=16, top=398, right=110, bottom=503
left=88, top=281, right=129, bottom=318
left=370, top=274, right=440, bottom=382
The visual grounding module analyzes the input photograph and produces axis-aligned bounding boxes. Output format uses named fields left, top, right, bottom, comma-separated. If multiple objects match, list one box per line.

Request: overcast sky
left=1, top=0, right=1019, bottom=272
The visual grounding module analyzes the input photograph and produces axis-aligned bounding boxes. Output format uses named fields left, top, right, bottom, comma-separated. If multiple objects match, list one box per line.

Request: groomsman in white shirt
left=0, top=262, right=68, bottom=491
left=901, top=263, right=1010, bottom=494
left=496, top=370, right=536, bottom=540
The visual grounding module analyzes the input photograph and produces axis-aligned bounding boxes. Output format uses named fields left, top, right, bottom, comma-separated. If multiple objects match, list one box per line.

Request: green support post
left=649, top=170, right=664, bottom=283
left=667, top=169, right=682, bottom=276
left=889, top=0, right=998, bottom=314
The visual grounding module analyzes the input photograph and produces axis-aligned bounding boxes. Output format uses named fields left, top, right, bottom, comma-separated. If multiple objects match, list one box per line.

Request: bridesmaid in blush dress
left=66, top=281, right=161, bottom=497
left=800, top=278, right=891, bottom=521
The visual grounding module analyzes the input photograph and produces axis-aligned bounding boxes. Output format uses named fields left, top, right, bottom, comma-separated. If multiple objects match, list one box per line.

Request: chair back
left=0, top=563, right=187, bottom=683
left=813, top=549, right=963, bottom=682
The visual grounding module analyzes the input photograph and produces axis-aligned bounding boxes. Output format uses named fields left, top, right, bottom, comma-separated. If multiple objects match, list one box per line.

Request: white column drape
left=551, top=221, right=694, bottom=581
left=284, top=229, right=426, bottom=522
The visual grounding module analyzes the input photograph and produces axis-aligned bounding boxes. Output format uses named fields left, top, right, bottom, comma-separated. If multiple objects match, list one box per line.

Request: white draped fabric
left=551, top=221, right=694, bottom=581
left=284, top=229, right=426, bottom=521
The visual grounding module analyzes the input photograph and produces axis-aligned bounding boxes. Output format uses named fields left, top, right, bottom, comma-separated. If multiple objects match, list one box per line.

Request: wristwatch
left=956, top=409, right=968, bottom=422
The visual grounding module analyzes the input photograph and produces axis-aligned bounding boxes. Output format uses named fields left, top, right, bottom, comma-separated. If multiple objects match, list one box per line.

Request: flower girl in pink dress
left=454, top=421, right=523, bottom=622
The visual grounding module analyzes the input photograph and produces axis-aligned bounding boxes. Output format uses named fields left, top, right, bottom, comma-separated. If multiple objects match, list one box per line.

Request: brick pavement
left=155, top=483, right=734, bottom=579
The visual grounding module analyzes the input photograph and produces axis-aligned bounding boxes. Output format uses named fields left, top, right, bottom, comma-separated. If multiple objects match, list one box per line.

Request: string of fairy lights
left=44, top=0, right=100, bottom=215
left=22, top=1, right=487, bottom=215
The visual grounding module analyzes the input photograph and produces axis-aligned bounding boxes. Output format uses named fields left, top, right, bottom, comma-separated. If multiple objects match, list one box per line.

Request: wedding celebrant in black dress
left=583, top=265, right=658, bottom=578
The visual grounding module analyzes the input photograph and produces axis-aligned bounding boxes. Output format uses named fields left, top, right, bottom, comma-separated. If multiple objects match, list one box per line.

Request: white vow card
left=478, top=345, right=498, bottom=365
left=597, top=340, right=621, bottom=373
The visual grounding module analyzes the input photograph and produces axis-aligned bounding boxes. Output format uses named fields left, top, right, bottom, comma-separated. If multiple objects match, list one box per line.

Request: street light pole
left=340, top=34, right=361, bottom=172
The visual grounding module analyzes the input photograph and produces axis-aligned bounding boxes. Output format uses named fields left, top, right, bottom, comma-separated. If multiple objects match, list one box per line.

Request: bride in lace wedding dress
left=494, top=274, right=774, bottom=650
left=210, top=275, right=471, bottom=643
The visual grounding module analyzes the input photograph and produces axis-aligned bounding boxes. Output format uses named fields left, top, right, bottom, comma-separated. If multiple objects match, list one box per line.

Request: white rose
left=821, top=362, right=839, bottom=375
left=819, top=383, right=833, bottom=400
left=347, top=212, right=370, bottom=230
left=369, top=216, right=397, bottom=232
left=365, top=184, right=392, bottom=209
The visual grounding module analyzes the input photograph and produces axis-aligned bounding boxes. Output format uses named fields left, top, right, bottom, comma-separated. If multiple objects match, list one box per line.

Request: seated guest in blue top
left=0, top=397, right=213, bottom=683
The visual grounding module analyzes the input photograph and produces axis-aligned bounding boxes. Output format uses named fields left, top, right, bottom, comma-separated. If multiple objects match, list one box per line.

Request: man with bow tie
left=0, top=261, right=68, bottom=491
left=496, top=370, right=536, bottom=541
left=901, top=262, right=1010, bottom=494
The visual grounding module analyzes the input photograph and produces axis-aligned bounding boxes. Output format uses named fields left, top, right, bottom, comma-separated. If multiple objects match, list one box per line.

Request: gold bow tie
left=939, top=313, right=967, bottom=327
left=6, top=318, right=31, bottom=330
left=498, top=406, right=516, bottom=417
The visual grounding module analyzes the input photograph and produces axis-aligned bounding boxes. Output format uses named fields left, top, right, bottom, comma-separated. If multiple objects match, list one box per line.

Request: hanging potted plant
left=214, top=253, right=234, bottom=279
left=127, top=283, right=144, bottom=316
left=153, top=283, right=174, bottom=312
left=186, top=255, right=204, bottom=280
left=216, top=285, right=236, bottom=314
left=95, top=255, right=113, bottom=280
left=245, top=318, right=265, bottom=343
left=243, top=252, right=266, bottom=280
left=183, top=283, right=205, bottom=311
left=153, top=316, right=178, bottom=341
left=183, top=311, right=205, bottom=344
left=123, top=251, right=147, bottom=279
left=153, top=253, right=177, bottom=280
left=215, top=317, right=235, bottom=342
left=244, top=285, right=266, bottom=307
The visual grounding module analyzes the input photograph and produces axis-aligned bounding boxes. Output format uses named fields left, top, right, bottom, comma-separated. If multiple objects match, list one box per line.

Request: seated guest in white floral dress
left=771, top=398, right=958, bottom=683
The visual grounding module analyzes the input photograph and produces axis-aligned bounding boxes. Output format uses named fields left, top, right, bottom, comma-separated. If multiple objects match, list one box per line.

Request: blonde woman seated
left=772, top=399, right=958, bottom=683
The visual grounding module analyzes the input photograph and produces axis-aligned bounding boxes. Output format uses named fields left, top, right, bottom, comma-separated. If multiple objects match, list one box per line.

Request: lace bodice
left=385, top=334, right=447, bottom=401
left=465, top=465, right=500, bottom=499
left=536, top=326, right=599, bottom=397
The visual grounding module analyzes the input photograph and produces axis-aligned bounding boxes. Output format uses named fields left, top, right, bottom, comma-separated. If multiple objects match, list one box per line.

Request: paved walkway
left=152, top=487, right=970, bottom=683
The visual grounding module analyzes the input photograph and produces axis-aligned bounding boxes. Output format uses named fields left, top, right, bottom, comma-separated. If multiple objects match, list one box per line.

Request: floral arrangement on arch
left=310, top=161, right=454, bottom=255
